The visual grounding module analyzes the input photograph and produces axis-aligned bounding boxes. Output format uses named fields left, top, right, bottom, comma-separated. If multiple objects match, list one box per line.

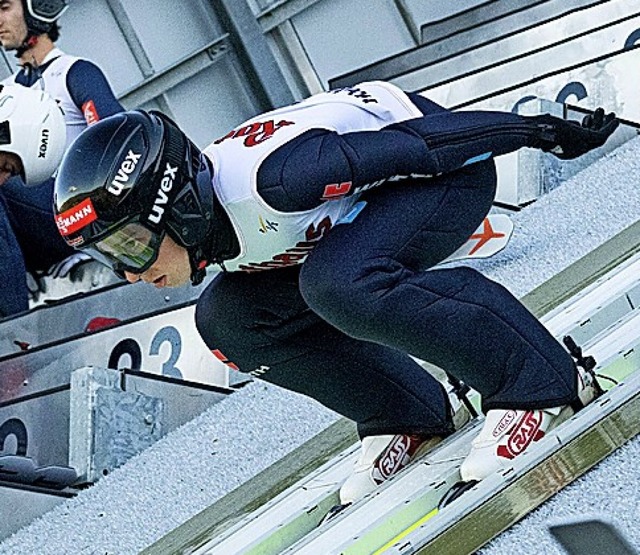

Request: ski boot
left=441, top=337, right=604, bottom=507
left=323, top=385, right=472, bottom=523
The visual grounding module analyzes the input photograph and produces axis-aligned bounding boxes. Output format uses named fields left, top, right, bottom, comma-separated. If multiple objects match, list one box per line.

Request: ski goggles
left=84, top=221, right=165, bottom=276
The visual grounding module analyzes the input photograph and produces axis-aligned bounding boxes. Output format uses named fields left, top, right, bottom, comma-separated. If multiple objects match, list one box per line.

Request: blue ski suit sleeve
left=66, top=59, right=124, bottom=119
left=257, top=105, right=541, bottom=212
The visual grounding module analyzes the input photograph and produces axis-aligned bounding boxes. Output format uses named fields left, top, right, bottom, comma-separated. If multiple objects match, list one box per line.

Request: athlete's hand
left=530, top=108, right=619, bottom=160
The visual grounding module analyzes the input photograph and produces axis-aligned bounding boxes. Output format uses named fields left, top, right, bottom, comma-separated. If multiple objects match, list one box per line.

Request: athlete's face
left=0, top=0, right=28, bottom=51
left=123, top=234, right=191, bottom=289
left=0, top=151, right=23, bottom=185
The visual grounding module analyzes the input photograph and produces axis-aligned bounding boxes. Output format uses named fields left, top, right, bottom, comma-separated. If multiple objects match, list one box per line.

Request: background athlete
left=0, top=0, right=123, bottom=317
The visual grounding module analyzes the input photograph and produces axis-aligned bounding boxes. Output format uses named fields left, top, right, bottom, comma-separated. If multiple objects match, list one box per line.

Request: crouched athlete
left=52, top=81, right=618, bottom=505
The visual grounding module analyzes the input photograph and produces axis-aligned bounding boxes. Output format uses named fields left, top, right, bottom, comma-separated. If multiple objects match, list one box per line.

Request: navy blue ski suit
left=195, top=83, right=578, bottom=438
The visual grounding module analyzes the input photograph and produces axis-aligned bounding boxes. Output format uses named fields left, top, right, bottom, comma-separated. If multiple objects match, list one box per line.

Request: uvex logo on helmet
left=38, top=129, right=50, bottom=159
left=148, top=163, right=179, bottom=225
left=108, top=150, right=142, bottom=195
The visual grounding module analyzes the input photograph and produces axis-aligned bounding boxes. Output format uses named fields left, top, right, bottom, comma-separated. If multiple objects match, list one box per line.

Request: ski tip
left=438, top=480, right=478, bottom=509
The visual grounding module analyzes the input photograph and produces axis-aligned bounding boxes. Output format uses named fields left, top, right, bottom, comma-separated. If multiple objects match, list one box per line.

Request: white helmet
left=0, top=84, right=66, bottom=185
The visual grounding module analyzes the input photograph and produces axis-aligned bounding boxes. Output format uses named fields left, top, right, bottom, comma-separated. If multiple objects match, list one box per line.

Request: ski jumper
left=0, top=49, right=124, bottom=317
left=195, top=81, right=578, bottom=438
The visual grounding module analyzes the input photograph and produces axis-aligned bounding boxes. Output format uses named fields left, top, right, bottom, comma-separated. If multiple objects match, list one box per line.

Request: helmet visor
left=87, top=221, right=165, bottom=275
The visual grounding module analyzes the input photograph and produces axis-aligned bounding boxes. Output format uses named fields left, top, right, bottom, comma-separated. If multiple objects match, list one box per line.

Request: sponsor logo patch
left=214, top=119, right=295, bottom=148
left=322, top=181, right=352, bottom=200
left=371, top=435, right=427, bottom=484
left=68, top=235, right=86, bottom=247
left=82, top=100, right=100, bottom=125
left=468, top=218, right=507, bottom=255
left=258, top=216, right=279, bottom=234
left=239, top=216, right=333, bottom=272
left=375, top=435, right=413, bottom=481
left=492, top=410, right=517, bottom=438
left=56, top=197, right=97, bottom=236
left=329, top=86, right=379, bottom=104
left=320, top=173, right=439, bottom=203
left=497, top=411, right=544, bottom=460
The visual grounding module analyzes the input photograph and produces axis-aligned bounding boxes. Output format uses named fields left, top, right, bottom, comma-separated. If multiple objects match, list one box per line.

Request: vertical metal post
left=103, top=0, right=154, bottom=78
left=103, top=0, right=173, bottom=115
left=212, top=0, right=296, bottom=110
left=393, top=0, right=421, bottom=45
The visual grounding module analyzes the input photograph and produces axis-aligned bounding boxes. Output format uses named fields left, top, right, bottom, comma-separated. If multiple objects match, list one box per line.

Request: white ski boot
left=460, top=361, right=602, bottom=483
left=339, top=389, right=471, bottom=505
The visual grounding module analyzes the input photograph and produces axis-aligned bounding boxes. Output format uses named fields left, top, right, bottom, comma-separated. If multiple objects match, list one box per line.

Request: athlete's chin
left=173, top=276, right=191, bottom=287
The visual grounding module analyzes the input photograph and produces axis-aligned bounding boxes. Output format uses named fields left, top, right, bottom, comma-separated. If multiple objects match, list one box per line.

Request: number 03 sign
left=103, top=306, right=230, bottom=387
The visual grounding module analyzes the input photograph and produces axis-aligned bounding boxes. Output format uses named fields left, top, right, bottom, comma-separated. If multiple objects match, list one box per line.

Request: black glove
left=530, top=108, right=619, bottom=160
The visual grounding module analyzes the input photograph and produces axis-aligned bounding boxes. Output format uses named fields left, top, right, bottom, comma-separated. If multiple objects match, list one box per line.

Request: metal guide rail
left=0, top=270, right=215, bottom=356
left=330, top=0, right=639, bottom=118
left=0, top=302, right=239, bottom=466
left=329, top=0, right=606, bottom=88
left=167, top=252, right=640, bottom=555
left=0, top=273, right=245, bottom=542
left=0, top=364, right=235, bottom=541
left=543, top=248, right=640, bottom=342
left=0, top=300, right=245, bottom=477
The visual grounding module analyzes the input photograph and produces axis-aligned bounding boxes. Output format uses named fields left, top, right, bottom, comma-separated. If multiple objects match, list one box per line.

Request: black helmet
left=23, top=0, right=68, bottom=35
left=54, top=110, right=214, bottom=284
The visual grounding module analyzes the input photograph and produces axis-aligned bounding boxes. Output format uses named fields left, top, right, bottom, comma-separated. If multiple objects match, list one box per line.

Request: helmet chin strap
left=15, top=33, right=38, bottom=59
left=187, top=245, right=208, bottom=286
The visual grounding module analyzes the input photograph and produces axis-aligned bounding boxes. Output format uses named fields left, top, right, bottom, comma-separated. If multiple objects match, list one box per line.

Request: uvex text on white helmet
left=0, top=84, right=66, bottom=185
